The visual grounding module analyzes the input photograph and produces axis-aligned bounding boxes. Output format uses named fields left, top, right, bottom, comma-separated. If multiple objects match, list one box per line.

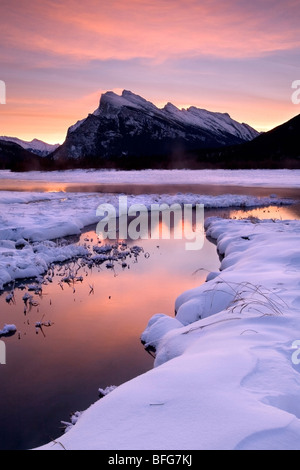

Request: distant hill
left=0, top=136, right=59, bottom=157
left=0, top=140, right=46, bottom=171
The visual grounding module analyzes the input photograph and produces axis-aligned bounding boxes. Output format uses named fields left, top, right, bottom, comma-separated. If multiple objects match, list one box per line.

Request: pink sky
left=0, top=0, right=299, bottom=143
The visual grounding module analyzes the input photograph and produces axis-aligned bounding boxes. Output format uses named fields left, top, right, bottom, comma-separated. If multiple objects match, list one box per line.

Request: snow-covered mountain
left=0, top=136, right=59, bottom=157
left=53, top=90, right=259, bottom=163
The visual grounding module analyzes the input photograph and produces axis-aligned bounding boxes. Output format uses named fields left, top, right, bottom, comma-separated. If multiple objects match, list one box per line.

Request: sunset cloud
left=0, top=0, right=299, bottom=142
left=2, top=0, right=299, bottom=62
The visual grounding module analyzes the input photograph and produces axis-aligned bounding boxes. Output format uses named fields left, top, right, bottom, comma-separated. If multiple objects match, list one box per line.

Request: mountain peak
left=163, top=102, right=180, bottom=113
left=98, top=89, right=157, bottom=114
left=122, top=89, right=137, bottom=99
left=63, top=90, right=260, bottom=161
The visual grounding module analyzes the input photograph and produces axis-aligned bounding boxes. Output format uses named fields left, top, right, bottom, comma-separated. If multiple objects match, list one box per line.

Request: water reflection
left=229, top=203, right=300, bottom=221
left=1, top=180, right=300, bottom=200
left=203, top=203, right=300, bottom=222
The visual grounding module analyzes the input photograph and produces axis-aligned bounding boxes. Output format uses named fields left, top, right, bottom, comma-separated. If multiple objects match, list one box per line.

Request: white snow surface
left=0, top=324, right=17, bottom=336
left=0, top=190, right=293, bottom=290
left=0, top=239, right=88, bottom=290
left=1, top=169, right=299, bottom=188
left=36, top=217, right=300, bottom=450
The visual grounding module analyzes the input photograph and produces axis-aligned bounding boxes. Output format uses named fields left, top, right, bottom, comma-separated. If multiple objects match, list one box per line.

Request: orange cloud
left=1, top=0, right=299, bottom=63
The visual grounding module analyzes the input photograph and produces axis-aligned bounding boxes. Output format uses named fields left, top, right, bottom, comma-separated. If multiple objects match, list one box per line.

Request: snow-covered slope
left=162, top=102, right=258, bottom=141
left=0, top=136, right=59, bottom=156
left=54, top=90, right=259, bottom=162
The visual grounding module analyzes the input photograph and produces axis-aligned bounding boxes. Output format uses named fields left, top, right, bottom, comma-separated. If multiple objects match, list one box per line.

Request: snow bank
left=36, top=217, right=300, bottom=450
left=1, top=169, right=300, bottom=188
left=0, top=241, right=88, bottom=291
left=0, top=324, right=17, bottom=337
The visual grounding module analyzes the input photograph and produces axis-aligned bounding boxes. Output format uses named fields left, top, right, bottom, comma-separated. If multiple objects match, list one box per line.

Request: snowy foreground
left=36, top=217, right=300, bottom=450
left=0, top=191, right=292, bottom=291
